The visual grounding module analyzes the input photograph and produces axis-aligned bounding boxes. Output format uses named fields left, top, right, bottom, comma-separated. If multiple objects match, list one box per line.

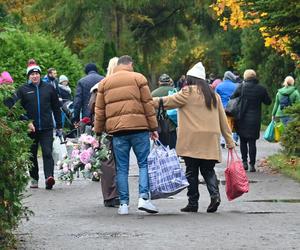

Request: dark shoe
left=180, top=204, right=198, bottom=213
left=207, top=197, right=221, bottom=213
left=45, top=176, right=55, bottom=190
left=221, top=143, right=225, bottom=149
left=249, top=164, right=256, bottom=172
left=92, top=175, right=100, bottom=182
left=243, top=161, right=249, bottom=171
left=104, top=198, right=120, bottom=207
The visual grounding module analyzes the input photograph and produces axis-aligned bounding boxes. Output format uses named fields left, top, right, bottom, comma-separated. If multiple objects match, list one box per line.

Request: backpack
left=166, top=88, right=178, bottom=126
left=279, top=94, right=292, bottom=110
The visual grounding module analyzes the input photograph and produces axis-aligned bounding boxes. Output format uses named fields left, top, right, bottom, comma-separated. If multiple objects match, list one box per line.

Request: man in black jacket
left=9, top=59, right=62, bottom=189
left=72, top=63, right=104, bottom=124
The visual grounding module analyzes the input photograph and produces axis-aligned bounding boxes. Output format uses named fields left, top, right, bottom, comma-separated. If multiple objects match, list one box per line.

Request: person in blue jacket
left=6, top=59, right=62, bottom=190
left=215, top=71, right=238, bottom=147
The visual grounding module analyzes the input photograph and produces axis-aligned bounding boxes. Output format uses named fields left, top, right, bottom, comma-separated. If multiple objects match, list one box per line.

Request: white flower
left=62, top=163, right=68, bottom=169
left=85, top=163, right=92, bottom=170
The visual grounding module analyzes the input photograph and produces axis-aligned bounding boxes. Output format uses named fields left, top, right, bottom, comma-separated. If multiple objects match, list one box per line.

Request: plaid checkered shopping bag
left=147, top=140, right=189, bottom=200
left=225, top=149, right=249, bottom=201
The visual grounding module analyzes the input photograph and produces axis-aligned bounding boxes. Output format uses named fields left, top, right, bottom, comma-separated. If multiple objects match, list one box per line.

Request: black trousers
left=240, top=137, right=257, bottom=165
left=183, top=157, right=219, bottom=206
left=29, top=129, right=54, bottom=181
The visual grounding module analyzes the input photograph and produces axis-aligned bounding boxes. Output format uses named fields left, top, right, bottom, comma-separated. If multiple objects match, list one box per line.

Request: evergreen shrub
left=281, top=103, right=300, bottom=156
left=0, top=84, right=33, bottom=248
left=0, top=27, right=83, bottom=90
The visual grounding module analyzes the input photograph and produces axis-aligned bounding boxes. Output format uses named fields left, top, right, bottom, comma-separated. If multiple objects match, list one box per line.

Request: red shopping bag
left=225, top=149, right=249, bottom=201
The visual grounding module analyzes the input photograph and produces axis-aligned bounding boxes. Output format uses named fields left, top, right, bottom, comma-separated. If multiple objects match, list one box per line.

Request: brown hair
left=186, top=76, right=217, bottom=110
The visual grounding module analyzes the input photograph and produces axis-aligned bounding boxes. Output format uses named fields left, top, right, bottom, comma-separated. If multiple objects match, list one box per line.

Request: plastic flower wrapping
left=56, top=133, right=111, bottom=184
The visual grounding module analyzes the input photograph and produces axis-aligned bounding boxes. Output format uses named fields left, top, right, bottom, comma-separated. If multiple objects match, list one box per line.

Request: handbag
left=225, top=149, right=249, bottom=201
left=147, top=140, right=189, bottom=199
left=225, top=84, right=246, bottom=120
left=157, top=98, right=170, bottom=146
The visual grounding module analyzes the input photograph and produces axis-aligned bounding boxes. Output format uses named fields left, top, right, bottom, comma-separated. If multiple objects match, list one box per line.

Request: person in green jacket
left=151, top=74, right=177, bottom=148
left=272, top=76, right=300, bottom=125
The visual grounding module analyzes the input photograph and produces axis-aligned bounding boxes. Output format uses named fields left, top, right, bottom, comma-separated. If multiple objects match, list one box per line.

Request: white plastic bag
left=52, top=136, right=67, bottom=165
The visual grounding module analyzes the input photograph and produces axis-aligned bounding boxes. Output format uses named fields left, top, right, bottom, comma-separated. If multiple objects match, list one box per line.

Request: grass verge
left=268, top=154, right=300, bottom=182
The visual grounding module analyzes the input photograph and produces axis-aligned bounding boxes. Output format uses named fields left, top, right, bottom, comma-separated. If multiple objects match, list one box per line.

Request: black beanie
left=85, top=63, right=98, bottom=74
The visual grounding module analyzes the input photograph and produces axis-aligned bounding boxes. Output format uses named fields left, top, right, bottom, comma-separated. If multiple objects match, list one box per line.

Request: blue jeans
left=112, top=132, right=150, bottom=205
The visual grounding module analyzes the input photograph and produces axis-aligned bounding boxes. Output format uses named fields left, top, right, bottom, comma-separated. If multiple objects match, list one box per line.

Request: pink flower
left=79, top=134, right=98, bottom=146
left=85, top=135, right=95, bottom=145
left=63, top=167, right=69, bottom=173
left=79, top=148, right=93, bottom=164
left=91, top=140, right=99, bottom=149
left=71, top=149, right=80, bottom=159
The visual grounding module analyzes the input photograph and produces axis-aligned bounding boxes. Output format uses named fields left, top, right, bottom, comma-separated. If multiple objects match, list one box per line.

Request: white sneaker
left=118, top=204, right=129, bottom=215
left=138, top=198, right=158, bottom=214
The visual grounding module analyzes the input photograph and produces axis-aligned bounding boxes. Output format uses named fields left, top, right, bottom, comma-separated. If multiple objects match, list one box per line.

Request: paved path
left=17, top=137, right=300, bottom=250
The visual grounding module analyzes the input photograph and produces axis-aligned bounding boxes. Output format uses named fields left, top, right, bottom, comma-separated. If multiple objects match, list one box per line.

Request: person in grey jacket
left=72, top=63, right=104, bottom=123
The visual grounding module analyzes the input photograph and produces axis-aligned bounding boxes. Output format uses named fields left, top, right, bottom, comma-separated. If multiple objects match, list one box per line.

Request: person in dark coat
left=231, top=69, right=271, bottom=172
left=6, top=59, right=62, bottom=189
left=72, top=63, right=104, bottom=124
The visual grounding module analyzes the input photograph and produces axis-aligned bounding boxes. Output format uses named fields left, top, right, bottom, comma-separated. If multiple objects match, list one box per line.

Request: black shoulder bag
left=157, top=98, right=170, bottom=146
left=225, top=84, right=246, bottom=120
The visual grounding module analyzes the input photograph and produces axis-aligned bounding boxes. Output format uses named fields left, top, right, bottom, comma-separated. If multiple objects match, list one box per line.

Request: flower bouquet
left=56, top=133, right=111, bottom=184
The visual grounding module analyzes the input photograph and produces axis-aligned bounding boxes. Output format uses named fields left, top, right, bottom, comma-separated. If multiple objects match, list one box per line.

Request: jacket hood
left=278, top=86, right=296, bottom=95
left=58, top=84, right=71, bottom=93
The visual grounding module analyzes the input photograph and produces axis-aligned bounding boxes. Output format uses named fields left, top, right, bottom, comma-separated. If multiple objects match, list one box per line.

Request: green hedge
left=0, top=84, right=33, bottom=248
left=281, top=103, right=300, bottom=156
left=0, top=27, right=83, bottom=90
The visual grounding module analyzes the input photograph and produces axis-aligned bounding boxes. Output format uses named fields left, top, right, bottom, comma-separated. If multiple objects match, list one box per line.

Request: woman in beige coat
left=154, top=62, right=235, bottom=213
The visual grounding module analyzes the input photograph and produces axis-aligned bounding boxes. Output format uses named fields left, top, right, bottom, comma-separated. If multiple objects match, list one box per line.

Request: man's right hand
left=150, top=131, right=159, bottom=141
left=28, top=122, right=35, bottom=133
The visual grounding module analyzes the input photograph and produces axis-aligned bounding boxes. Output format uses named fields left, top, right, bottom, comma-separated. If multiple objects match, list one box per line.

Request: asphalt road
left=17, top=137, right=300, bottom=250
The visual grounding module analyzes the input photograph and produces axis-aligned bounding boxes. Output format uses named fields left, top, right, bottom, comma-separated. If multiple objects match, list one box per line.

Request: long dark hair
left=186, top=75, right=217, bottom=110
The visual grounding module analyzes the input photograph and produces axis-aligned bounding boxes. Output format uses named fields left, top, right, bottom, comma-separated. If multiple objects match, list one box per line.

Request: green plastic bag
left=264, top=121, right=275, bottom=142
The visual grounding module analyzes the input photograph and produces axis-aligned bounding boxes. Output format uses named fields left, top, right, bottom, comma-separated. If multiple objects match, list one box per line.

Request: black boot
left=207, top=197, right=221, bottom=213
left=180, top=204, right=198, bottom=213
left=249, top=164, right=256, bottom=172
left=242, top=161, right=248, bottom=171
left=104, top=197, right=120, bottom=207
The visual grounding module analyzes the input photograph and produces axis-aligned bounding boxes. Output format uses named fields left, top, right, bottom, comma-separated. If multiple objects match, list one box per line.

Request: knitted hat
left=59, top=75, right=69, bottom=83
left=186, top=62, right=206, bottom=80
left=223, top=71, right=237, bottom=82
left=159, top=73, right=172, bottom=83
left=26, top=59, right=41, bottom=76
left=85, top=63, right=98, bottom=74
left=0, top=71, right=13, bottom=85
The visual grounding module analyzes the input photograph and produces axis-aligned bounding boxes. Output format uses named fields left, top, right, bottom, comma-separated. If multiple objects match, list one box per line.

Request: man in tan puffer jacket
left=94, top=55, right=159, bottom=215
